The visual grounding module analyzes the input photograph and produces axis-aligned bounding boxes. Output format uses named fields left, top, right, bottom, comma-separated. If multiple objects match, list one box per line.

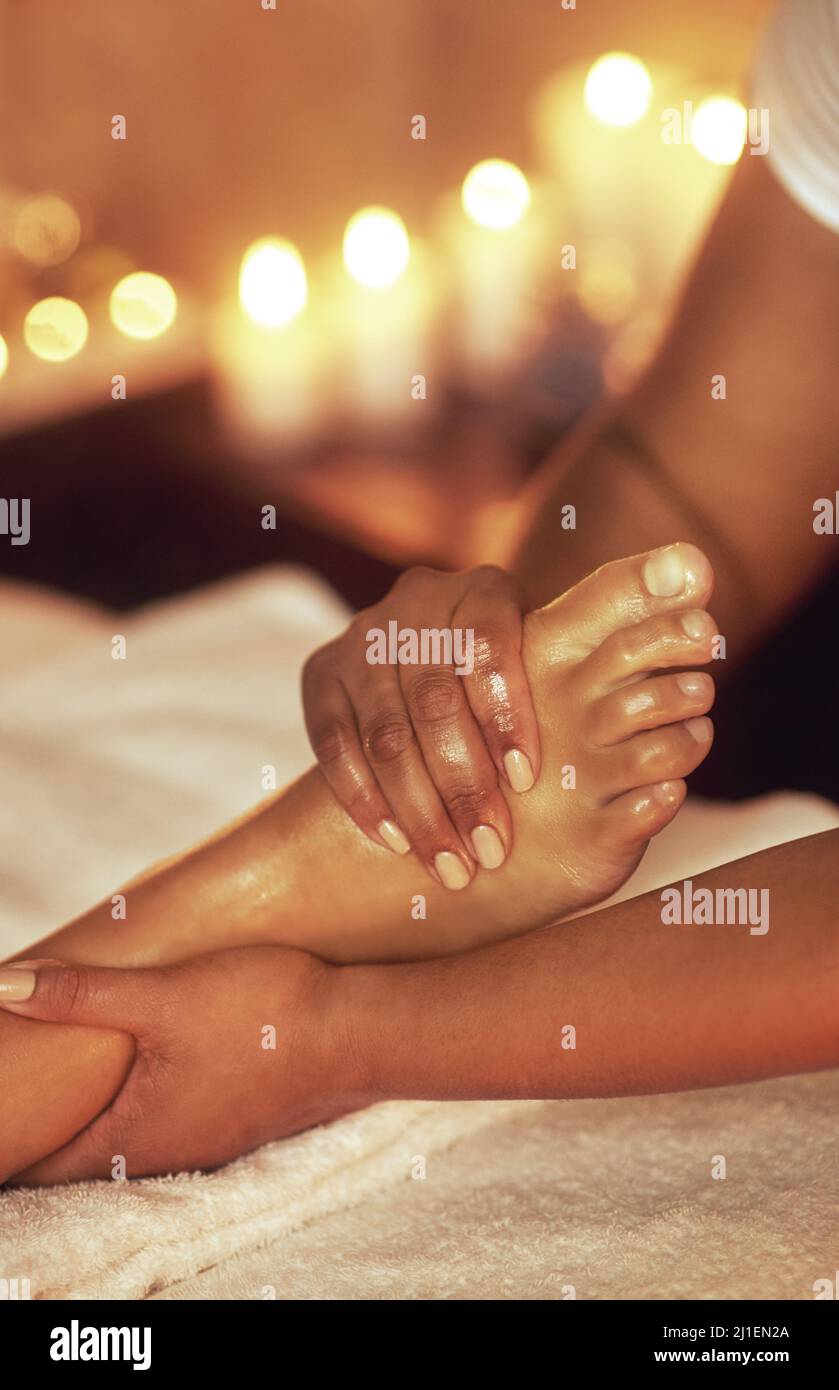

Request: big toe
left=534, top=542, right=715, bottom=659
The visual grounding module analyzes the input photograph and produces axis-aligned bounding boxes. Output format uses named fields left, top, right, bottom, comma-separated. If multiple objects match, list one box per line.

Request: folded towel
left=0, top=1100, right=540, bottom=1300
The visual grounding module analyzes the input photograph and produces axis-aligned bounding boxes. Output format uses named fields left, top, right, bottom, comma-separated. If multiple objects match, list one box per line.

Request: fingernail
left=377, top=819, right=411, bottom=855
left=643, top=545, right=685, bottom=598
left=681, top=610, right=708, bottom=641
left=470, top=825, right=506, bottom=870
left=0, top=966, right=37, bottom=1001
left=503, top=748, right=535, bottom=793
left=653, top=781, right=681, bottom=806
left=685, top=716, right=713, bottom=743
left=676, top=672, right=707, bottom=697
left=434, top=852, right=471, bottom=891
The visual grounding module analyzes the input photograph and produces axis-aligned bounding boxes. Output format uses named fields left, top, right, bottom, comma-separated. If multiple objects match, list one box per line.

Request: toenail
left=653, top=781, right=681, bottom=806
left=434, top=851, right=471, bottom=890
left=643, top=545, right=685, bottom=598
left=685, top=716, right=713, bottom=743
left=681, top=611, right=708, bottom=641
left=471, top=825, right=506, bottom=870
left=677, top=673, right=707, bottom=697
left=503, top=748, right=535, bottom=793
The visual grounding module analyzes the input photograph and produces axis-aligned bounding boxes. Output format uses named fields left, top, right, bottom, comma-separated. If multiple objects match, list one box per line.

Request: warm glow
left=12, top=194, right=81, bottom=266
left=461, top=159, right=531, bottom=230
left=110, top=271, right=178, bottom=339
left=343, top=207, right=410, bottom=288
left=0, top=335, right=7, bottom=380
left=578, top=242, right=638, bottom=326
left=584, top=53, right=652, bottom=127
left=692, top=96, right=747, bottom=165
left=24, top=297, right=89, bottom=361
left=239, top=238, right=308, bottom=326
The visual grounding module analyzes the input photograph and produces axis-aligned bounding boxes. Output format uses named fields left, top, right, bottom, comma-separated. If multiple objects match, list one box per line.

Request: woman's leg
left=1, top=545, right=718, bottom=1178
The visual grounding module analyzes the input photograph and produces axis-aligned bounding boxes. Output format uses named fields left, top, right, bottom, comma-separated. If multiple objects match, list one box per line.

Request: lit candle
left=1, top=276, right=201, bottom=440
left=211, top=237, right=319, bottom=452
left=531, top=55, right=737, bottom=308
left=440, top=159, right=546, bottom=383
left=331, top=207, right=435, bottom=430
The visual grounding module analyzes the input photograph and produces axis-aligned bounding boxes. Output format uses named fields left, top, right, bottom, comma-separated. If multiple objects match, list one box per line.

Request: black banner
left=4, top=1297, right=832, bottom=1376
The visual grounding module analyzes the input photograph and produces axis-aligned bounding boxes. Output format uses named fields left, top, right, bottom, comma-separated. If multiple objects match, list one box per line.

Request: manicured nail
left=0, top=966, right=37, bottom=1001
left=503, top=748, right=535, bottom=793
left=643, top=545, right=685, bottom=598
left=676, top=673, right=707, bottom=697
left=681, top=610, right=708, bottom=641
left=377, top=819, right=411, bottom=855
left=653, top=781, right=681, bottom=806
left=470, top=825, right=506, bottom=870
left=685, top=716, right=713, bottom=743
left=434, top=852, right=471, bottom=891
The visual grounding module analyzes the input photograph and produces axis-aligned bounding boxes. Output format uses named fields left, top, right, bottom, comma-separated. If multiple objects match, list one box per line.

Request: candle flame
left=692, top=96, right=747, bottom=165
left=584, top=53, right=652, bottom=127
left=461, top=159, right=531, bottom=230
left=110, top=271, right=178, bottom=339
left=343, top=208, right=410, bottom=289
left=24, top=298, right=89, bottom=362
left=12, top=194, right=81, bottom=267
left=239, top=238, right=308, bottom=326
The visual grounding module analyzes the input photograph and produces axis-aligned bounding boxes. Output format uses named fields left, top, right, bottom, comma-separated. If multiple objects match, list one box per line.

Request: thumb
left=0, top=956, right=163, bottom=1033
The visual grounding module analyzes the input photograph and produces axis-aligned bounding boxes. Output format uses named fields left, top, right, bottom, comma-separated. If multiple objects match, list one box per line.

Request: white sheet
left=1, top=568, right=837, bottom=1300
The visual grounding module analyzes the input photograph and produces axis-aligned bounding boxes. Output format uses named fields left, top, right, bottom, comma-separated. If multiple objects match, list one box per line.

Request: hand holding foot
left=304, top=541, right=718, bottom=932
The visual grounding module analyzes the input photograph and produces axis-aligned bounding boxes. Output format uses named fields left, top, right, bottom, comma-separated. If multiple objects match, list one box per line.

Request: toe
left=582, top=608, right=720, bottom=693
left=533, top=542, right=714, bottom=663
left=600, top=715, right=715, bottom=795
left=600, top=778, right=687, bottom=846
left=587, top=670, right=715, bottom=746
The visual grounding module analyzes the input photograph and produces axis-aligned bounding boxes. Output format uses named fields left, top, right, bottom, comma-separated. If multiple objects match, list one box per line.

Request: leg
left=1, top=544, right=716, bottom=1178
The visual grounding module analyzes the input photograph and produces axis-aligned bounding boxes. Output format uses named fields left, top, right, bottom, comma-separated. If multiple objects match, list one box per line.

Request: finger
left=303, top=658, right=411, bottom=856
left=398, top=659, right=512, bottom=871
left=0, top=957, right=166, bottom=1036
left=454, top=570, right=541, bottom=794
left=11, top=1108, right=131, bottom=1185
left=354, top=668, right=475, bottom=890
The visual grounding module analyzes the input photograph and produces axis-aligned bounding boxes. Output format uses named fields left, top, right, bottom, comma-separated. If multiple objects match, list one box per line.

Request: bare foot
left=471, top=542, right=717, bottom=932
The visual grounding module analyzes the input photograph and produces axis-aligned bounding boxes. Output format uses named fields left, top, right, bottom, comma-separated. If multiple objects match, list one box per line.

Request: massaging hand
left=302, top=564, right=540, bottom=889
left=2, top=949, right=359, bottom=1184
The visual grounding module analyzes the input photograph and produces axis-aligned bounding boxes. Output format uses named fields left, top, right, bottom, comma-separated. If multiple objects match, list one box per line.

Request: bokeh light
left=110, top=271, right=178, bottom=339
left=12, top=193, right=81, bottom=266
left=239, top=238, right=308, bottom=326
left=0, top=334, right=8, bottom=380
left=584, top=53, right=652, bottom=127
left=23, top=297, right=89, bottom=361
left=692, top=96, right=747, bottom=165
left=343, top=207, right=410, bottom=288
left=461, top=159, right=531, bottom=230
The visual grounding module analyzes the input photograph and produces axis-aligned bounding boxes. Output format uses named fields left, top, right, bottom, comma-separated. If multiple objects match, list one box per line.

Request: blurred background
left=0, top=0, right=773, bottom=613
